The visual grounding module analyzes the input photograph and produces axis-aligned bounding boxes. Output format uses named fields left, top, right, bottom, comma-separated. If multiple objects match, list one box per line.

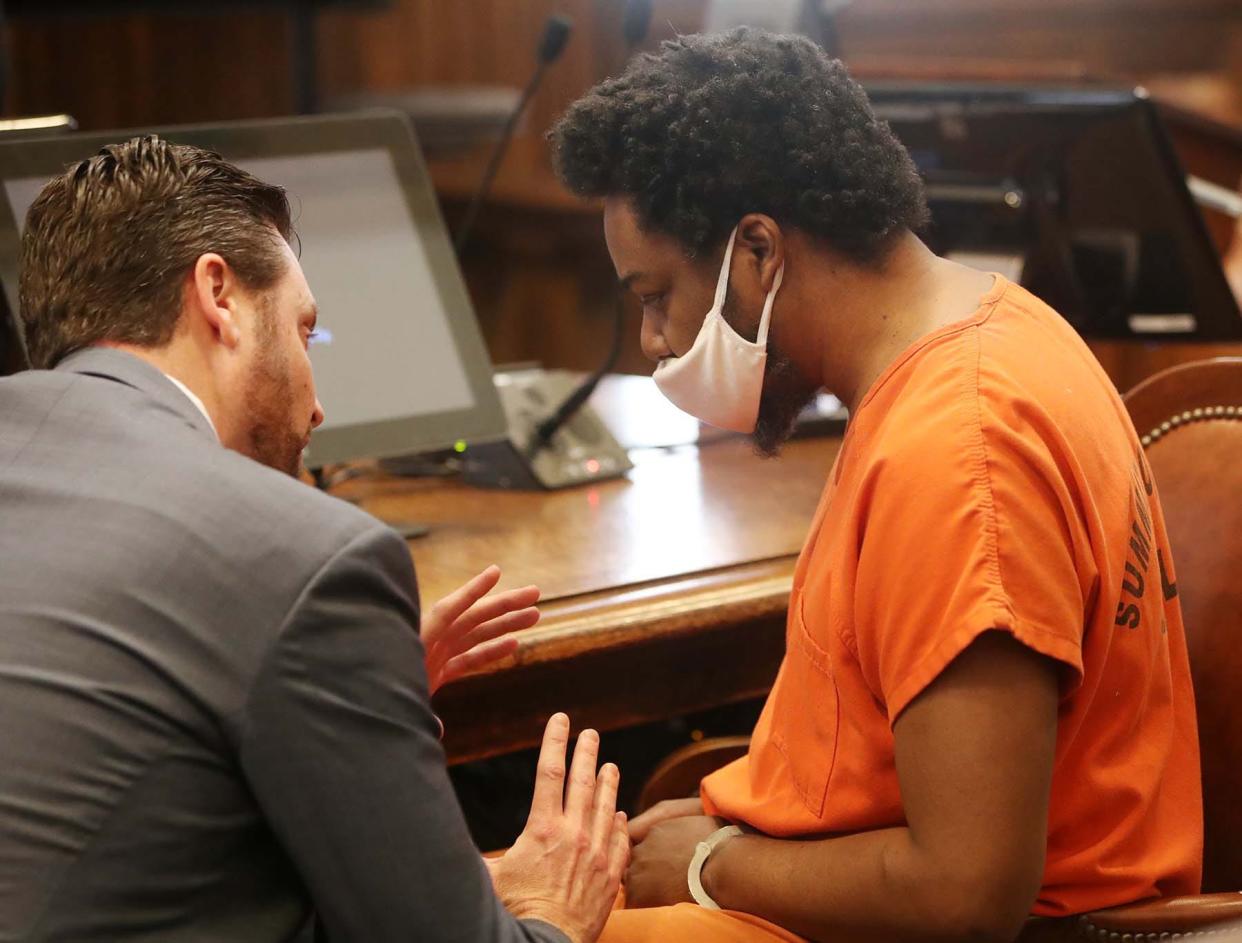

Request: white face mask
left=653, top=226, right=784, bottom=433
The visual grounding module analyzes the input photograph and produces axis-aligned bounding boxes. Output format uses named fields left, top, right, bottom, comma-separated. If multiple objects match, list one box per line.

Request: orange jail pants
left=598, top=895, right=805, bottom=942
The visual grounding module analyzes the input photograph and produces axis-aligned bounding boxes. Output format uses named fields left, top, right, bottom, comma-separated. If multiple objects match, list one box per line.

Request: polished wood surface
left=332, top=375, right=838, bottom=763
left=342, top=426, right=833, bottom=607
left=637, top=735, right=750, bottom=812
left=430, top=554, right=793, bottom=763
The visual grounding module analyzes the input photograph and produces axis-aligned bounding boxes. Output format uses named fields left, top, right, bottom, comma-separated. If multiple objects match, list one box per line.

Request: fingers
left=425, top=565, right=504, bottom=639
left=626, top=809, right=656, bottom=844
left=627, top=797, right=704, bottom=843
left=456, top=605, right=541, bottom=654
left=589, top=762, right=621, bottom=851
left=436, top=634, right=521, bottom=688
left=563, top=728, right=600, bottom=826
left=528, top=713, right=571, bottom=825
left=609, top=812, right=631, bottom=881
left=457, top=585, right=541, bottom=635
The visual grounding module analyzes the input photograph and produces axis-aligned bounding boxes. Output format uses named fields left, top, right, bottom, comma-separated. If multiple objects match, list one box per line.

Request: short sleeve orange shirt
left=701, top=277, right=1202, bottom=916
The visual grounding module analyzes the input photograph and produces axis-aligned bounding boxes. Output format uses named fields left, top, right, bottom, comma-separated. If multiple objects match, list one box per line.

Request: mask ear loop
left=710, top=227, right=740, bottom=313
left=754, top=262, right=785, bottom=348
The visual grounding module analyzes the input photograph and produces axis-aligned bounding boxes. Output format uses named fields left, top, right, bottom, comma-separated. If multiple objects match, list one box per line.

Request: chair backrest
left=636, top=736, right=750, bottom=813
left=1123, top=357, right=1242, bottom=893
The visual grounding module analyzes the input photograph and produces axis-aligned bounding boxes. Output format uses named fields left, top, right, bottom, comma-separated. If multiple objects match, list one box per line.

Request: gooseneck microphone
left=453, top=14, right=573, bottom=255
left=523, top=3, right=651, bottom=461
left=525, top=295, right=626, bottom=460
left=622, top=0, right=653, bottom=49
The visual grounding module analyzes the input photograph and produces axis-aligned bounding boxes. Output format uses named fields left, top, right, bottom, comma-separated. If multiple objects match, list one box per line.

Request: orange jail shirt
left=701, top=276, right=1202, bottom=917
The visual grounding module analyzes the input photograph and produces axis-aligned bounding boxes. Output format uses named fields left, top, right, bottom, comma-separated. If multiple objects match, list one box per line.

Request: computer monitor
left=0, top=111, right=511, bottom=467
left=865, top=84, right=1242, bottom=341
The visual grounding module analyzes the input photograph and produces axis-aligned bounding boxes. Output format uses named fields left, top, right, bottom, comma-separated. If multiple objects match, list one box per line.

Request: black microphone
left=525, top=294, right=626, bottom=461
left=539, top=13, right=573, bottom=63
left=453, top=14, right=573, bottom=255
left=622, top=0, right=653, bottom=49
left=525, top=7, right=649, bottom=461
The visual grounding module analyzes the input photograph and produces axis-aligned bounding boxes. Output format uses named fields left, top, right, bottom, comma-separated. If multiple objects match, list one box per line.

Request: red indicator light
left=586, top=459, right=601, bottom=474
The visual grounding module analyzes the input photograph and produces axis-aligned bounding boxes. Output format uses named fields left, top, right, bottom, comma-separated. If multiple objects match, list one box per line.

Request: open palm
left=422, top=564, right=540, bottom=695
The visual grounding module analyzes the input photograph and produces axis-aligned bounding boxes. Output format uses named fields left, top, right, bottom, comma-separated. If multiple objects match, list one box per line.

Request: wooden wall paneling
left=457, top=205, right=648, bottom=374
left=8, top=1, right=1240, bottom=148
left=5, top=0, right=1239, bottom=388
left=1089, top=342, right=1242, bottom=395
left=839, top=16, right=1234, bottom=81
left=315, top=0, right=629, bottom=125
left=9, top=12, right=295, bottom=129
left=841, top=0, right=1238, bottom=13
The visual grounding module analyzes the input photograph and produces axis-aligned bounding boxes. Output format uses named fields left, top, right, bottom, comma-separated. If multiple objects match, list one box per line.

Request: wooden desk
left=333, top=376, right=840, bottom=763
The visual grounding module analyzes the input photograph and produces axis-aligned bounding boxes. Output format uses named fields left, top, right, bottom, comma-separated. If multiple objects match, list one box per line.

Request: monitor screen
left=866, top=84, right=1242, bottom=341
left=0, top=112, right=510, bottom=465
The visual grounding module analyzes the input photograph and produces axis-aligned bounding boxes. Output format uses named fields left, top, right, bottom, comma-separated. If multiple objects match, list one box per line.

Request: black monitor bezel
left=864, top=83, right=1242, bottom=341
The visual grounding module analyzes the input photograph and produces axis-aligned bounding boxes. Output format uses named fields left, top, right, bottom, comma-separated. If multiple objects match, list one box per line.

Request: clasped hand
left=624, top=797, right=724, bottom=908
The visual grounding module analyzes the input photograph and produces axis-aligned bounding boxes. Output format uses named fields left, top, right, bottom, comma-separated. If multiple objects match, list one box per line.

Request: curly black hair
left=550, top=28, right=929, bottom=263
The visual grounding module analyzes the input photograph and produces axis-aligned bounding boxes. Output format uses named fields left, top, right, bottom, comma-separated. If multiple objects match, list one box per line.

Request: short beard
left=241, top=313, right=306, bottom=478
left=719, top=287, right=819, bottom=457
left=752, top=340, right=820, bottom=458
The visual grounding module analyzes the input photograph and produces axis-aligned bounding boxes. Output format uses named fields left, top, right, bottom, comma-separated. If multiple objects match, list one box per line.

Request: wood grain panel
left=5, top=0, right=1239, bottom=385
left=837, top=0, right=1239, bottom=77
left=8, top=12, right=295, bottom=128
left=434, top=564, right=792, bottom=763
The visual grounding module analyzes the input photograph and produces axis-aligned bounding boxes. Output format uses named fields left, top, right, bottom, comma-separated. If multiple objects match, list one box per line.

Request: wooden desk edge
left=435, top=557, right=797, bottom=763
left=475, top=556, right=796, bottom=671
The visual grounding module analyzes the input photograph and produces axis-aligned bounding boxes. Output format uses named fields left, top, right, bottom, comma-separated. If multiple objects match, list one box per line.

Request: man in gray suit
left=0, top=136, right=628, bottom=942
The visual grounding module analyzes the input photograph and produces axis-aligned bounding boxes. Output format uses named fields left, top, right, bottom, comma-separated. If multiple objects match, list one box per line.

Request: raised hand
left=421, top=565, right=540, bottom=695
left=487, top=714, right=630, bottom=943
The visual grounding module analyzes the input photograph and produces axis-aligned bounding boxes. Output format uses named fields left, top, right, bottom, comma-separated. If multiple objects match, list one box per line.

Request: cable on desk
left=311, top=457, right=463, bottom=492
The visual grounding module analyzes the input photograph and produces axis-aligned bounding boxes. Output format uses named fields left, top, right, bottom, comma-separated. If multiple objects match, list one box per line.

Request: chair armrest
left=637, top=735, right=750, bottom=812
left=1078, top=892, right=1242, bottom=936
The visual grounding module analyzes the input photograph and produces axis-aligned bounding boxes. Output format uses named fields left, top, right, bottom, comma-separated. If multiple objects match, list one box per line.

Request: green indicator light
left=454, top=440, right=467, bottom=453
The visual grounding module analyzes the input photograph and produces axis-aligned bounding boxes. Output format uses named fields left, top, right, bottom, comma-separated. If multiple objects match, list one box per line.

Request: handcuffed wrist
left=687, top=825, right=743, bottom=909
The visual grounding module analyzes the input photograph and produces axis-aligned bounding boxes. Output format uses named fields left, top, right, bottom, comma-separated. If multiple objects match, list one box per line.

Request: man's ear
left=189, top=253, right=241, bottom=349
left=735, top=213, right=785, bottom=294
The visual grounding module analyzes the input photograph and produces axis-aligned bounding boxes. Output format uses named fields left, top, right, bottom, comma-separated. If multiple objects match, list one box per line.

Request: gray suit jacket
left=0, top=349, right=566, bottom=943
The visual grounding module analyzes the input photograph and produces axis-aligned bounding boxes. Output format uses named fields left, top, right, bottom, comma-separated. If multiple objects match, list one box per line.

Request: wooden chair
left=637, top=358, right=1242, bottom=941
left=637, top=736, right=750, bottom=813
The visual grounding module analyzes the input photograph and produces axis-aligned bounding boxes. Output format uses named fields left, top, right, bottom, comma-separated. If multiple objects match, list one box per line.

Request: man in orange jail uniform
left=550, top=29, right=1202, bottom=943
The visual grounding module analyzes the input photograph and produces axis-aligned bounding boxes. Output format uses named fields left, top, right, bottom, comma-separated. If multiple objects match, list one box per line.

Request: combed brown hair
left=19, top=134, right=293, bottom=368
